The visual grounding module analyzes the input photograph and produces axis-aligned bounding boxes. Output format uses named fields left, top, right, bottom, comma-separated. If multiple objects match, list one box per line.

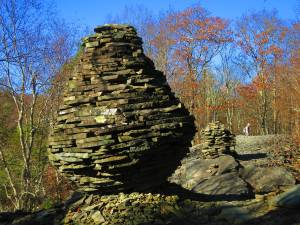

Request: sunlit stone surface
left=48, top=24, right=195, bottom=193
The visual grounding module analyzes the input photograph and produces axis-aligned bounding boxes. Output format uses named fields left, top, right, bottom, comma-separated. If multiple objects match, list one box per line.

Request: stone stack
left=48, top=24, right=195, bottom=193
left=199, top=121, right=236, bottom=159
left=169, top=122, right=249, bottom=198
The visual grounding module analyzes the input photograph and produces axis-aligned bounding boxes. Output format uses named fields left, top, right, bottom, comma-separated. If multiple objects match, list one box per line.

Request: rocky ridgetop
left=3, top=23, right=299, bottom=224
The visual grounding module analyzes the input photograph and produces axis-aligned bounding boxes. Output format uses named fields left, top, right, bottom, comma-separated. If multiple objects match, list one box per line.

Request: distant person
left=243, top=123, right=250, bottom=136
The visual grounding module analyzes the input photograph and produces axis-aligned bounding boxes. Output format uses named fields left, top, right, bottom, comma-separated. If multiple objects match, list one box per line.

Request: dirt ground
left=235, top=135, right=300, bottom=181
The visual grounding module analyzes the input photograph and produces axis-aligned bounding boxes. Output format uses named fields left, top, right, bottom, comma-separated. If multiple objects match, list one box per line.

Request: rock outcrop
left=170, top=122, right=250, bottom=198
left=171, top=129, right=296, bottom=198
left=169, top=153, right=250, bottom=199
left=273, top=184, right=300, bottom=208
left=48, top=24, right=195, bottom=193
left=239, top=165, right=296, bottom=194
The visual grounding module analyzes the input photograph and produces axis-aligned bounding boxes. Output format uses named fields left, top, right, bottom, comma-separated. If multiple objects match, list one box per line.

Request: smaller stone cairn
left=197, top=121, right=236, bottom=159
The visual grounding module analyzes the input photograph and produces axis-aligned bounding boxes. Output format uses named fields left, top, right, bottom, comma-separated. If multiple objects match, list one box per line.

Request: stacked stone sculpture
left=199, top=121, right=236, bottom=159
left=48, top=24, right=195, bottom=193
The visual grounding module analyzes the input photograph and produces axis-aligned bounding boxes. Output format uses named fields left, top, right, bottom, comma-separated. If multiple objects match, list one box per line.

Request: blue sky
left=53, top=0, right=299, bottom=29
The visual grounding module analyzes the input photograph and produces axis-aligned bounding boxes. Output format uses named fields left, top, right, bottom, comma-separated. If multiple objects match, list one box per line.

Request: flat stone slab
left=273, top=184, right=300, bottom=208
left=191, top=172, right=250, bottom=198
left=239, top=165, right=296, bottom=194
left=170, top=155, right=239, bottom=190
left=217, top=206, right=255, bottom=224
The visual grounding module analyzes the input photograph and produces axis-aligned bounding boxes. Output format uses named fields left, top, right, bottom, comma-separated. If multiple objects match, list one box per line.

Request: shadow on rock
left=153, top=182, right=253, bottom=202
left=236, top=153, right=268, bottom=161
left=245, top=207, right=300, bottom=225
left=1, top=187, right=300, bottom=225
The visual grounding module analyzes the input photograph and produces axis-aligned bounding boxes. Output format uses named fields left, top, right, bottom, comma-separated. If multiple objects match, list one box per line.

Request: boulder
left=192, top=172, right=250, bottom=198
left=170, top=155, right=240, bottom=190
left=273, top=184, right=300, bottom=208
left=169, top=125, right=249, bottom=199
left=239, top=165, right=296, bottom=194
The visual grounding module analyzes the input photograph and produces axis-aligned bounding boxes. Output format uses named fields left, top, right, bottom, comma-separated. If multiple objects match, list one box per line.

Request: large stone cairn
left=198, top=121, right=236, bottom=159
left=48, top=24, right=195, bottom=193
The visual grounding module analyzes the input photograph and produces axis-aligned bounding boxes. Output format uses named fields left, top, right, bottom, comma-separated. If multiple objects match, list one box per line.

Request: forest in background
left=0, top=0, right=299, bottom=211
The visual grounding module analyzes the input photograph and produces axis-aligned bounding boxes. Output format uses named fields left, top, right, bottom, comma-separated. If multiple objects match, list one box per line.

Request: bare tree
left=0, top=0, right=77, bottom=210
left=235, top=10, right=285, bottom=134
